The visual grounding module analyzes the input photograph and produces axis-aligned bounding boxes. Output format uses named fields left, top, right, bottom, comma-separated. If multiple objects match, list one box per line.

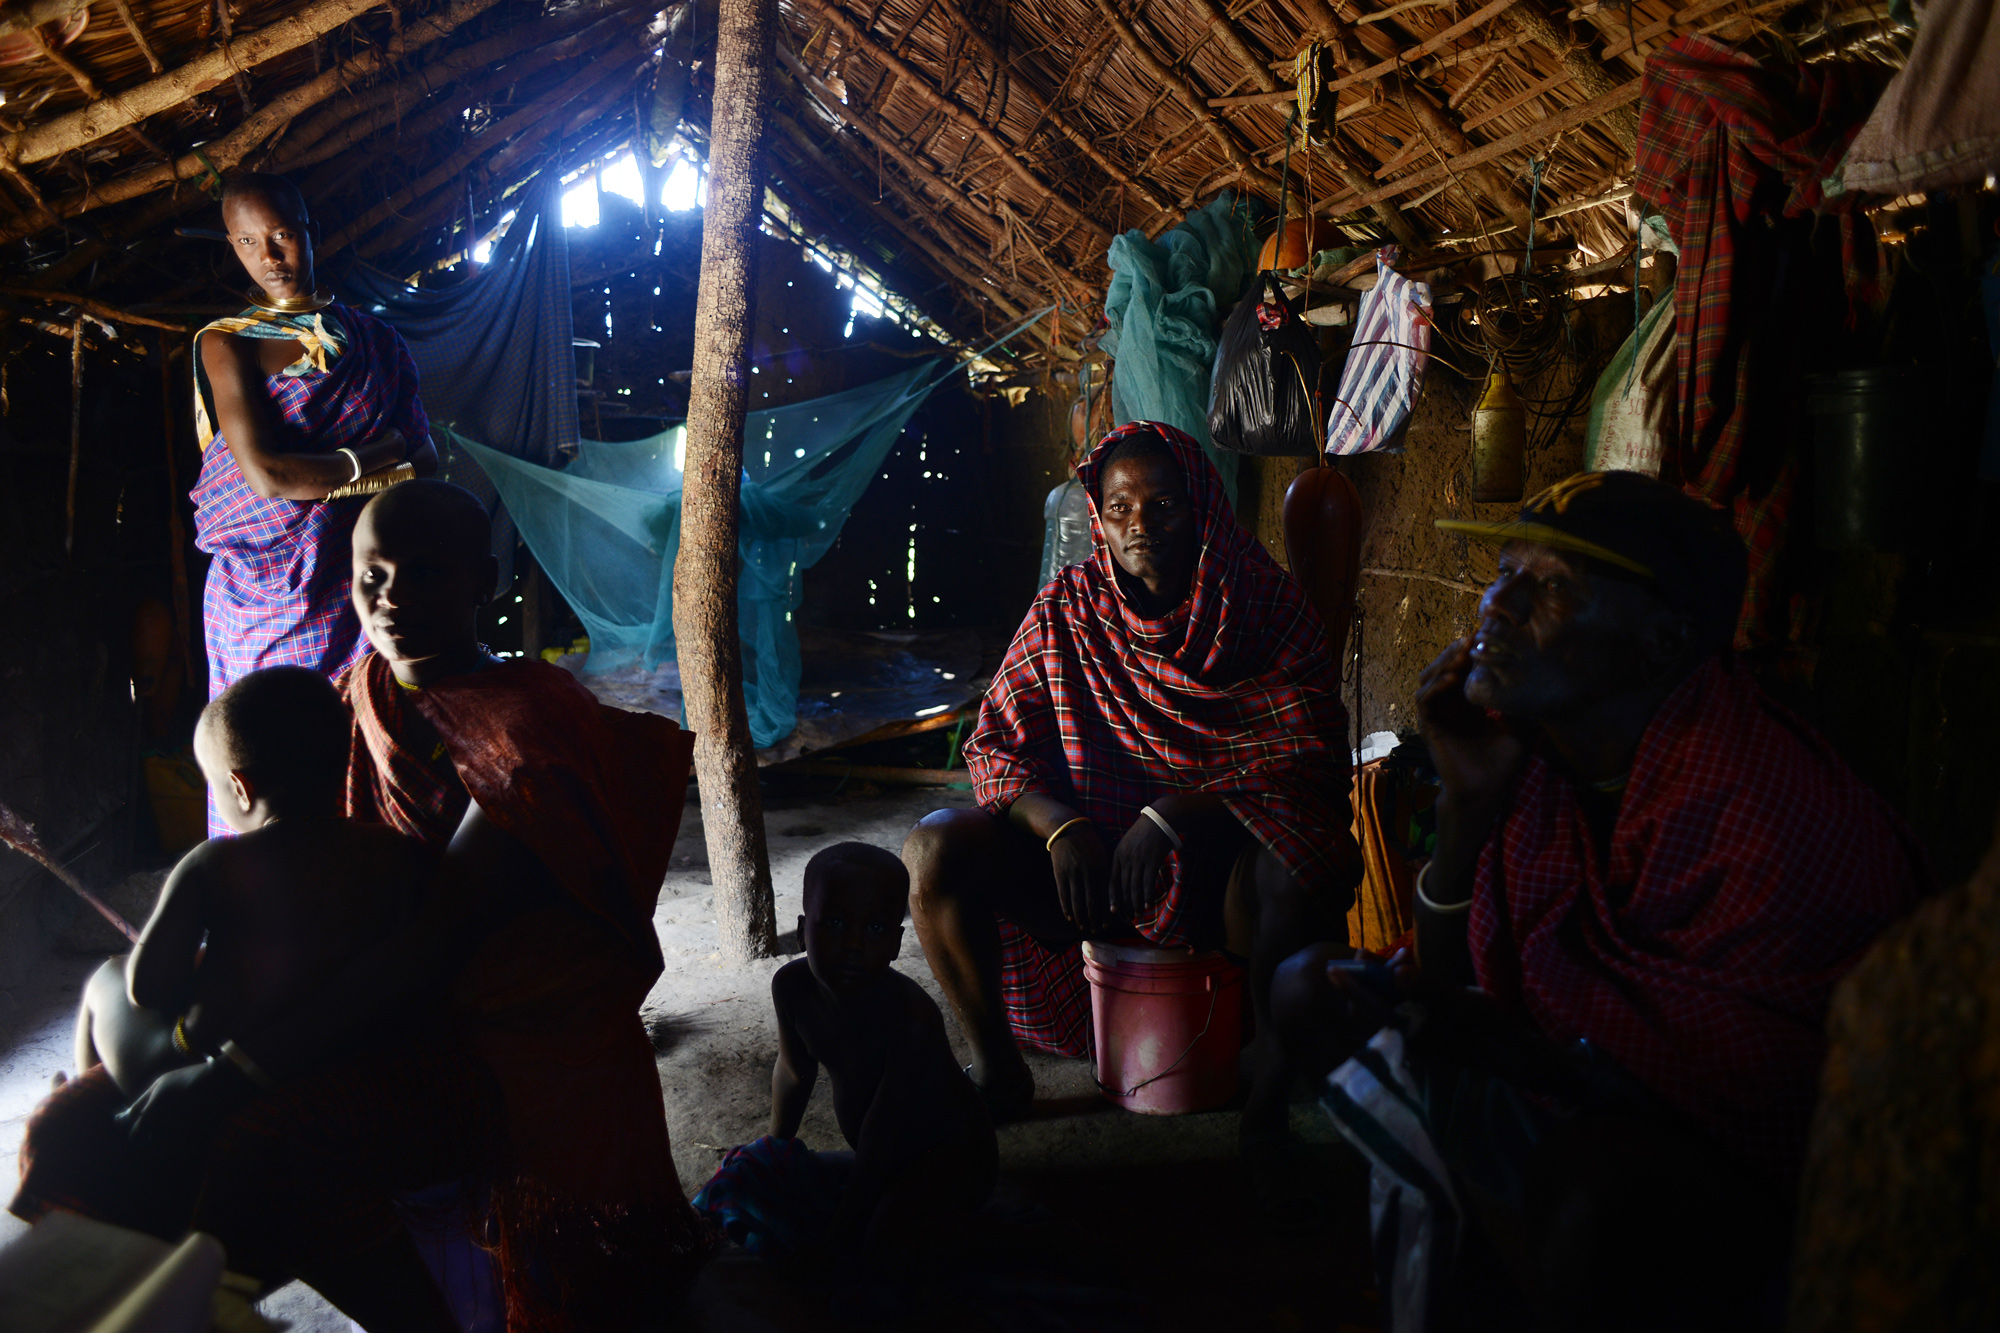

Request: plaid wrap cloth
left=1469, top=657, right=1924, bottom=1170
left=338, top=653, right=711, bottom=1328
left=965, top=421, right=1359, bottom=1058
left=1635, top=37, right=1883, bottom=648
left=191, top=302, right=428, bottom=751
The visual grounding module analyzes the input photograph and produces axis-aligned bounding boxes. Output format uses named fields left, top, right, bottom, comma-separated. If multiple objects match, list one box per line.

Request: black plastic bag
left=1207, top=274, right=1323, bottom=457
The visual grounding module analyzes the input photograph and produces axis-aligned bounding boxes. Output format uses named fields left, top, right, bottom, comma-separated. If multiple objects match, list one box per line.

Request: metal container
left=1471, top=365, right=1526, bottom=503
left=1806, top=368, right=1908, bottom=550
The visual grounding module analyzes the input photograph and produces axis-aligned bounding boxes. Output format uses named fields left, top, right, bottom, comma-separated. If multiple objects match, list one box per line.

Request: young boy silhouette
left=698, top=842, right=996, bottom=1269
left=76, top=664, right=423, bottom=1096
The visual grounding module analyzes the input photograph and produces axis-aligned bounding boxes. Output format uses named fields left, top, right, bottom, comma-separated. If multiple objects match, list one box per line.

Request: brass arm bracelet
left=1045, top=816, right=1090, bottom=852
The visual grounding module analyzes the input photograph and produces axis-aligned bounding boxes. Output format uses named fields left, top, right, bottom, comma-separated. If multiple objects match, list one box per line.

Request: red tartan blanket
left=1469, top=658, right=1924, bottom=1170
left=343, top=653, right=707, bottom=1326
left=965, top=422, right=1358, bottom=1057
left=1635, top=36, right=1884, bottom=647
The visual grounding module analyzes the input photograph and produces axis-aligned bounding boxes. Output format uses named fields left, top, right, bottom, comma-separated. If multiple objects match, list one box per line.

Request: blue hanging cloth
left=454, top=360, right=949, bottom=749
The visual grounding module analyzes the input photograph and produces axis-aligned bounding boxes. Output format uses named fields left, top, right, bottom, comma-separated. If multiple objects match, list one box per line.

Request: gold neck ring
left=248, top=288, right=334, bottom=313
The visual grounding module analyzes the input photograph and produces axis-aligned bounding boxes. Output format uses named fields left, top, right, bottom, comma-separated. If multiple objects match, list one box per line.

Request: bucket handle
left=1093, top=974, right=1225, bottom=1101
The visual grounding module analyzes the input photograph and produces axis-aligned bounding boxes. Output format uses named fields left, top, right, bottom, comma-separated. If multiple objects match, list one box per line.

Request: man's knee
left=902, top=808, right=1000, bottom=912
left=1270, top=941, right=1349, bottom=1039
left=83, top=956, right=129, bottom=1016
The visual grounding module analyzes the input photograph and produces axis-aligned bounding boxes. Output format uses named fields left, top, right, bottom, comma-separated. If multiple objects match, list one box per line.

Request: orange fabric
left=1347, top=760, right=1416, bottom=956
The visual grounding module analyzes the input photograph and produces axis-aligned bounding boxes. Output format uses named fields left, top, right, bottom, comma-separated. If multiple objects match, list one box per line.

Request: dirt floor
left=0, top=779, right=1379, bottom=1331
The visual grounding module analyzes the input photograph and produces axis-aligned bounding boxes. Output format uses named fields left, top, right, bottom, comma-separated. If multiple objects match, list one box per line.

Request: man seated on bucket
left=1277, top=472, right=1925, bottom=1325
left=902, top=421, right=1360, bottom=1223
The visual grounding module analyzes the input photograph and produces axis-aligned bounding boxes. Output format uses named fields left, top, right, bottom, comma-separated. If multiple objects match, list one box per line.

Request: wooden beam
left=1311, top=78, right=1639, bottom=214
left=771, top=106, right=1031, bottom=320
left=331, top=52, right=644, bottom=256
left=924, top=0, right=1178, bottom=222
left=1498, top=0, right=1636, bottom=149
left=1322, top=0, right=1523, bottom=95
left=1089, top=0, right=1283, bottom=200
left=790, top=0, right=1112, bottom=247
left=29, top=24, right=98, bottom=99
left=1393, top=79, right=1533, bottom=231
left=680, top=0, right=780, bottom=965
left=0, top=0, right=513, bottom=244
left=779, top=46, right=1090, bottom=290
left=1460, top=64, right=1570, bottom=132
left=106, top=0, right=165, bottom=74
left=0, top=284, right=187, bottom=331
left=10, top=0, right=388, bottom=166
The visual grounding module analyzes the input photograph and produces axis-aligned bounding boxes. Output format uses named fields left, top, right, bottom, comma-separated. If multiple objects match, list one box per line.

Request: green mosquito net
left=1101, top=191, right=1259, bottom=508
left=453, top=359, right=949, bottom=747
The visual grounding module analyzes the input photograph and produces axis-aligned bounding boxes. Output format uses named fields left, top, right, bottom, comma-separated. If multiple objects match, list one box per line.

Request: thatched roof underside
left=0, top=0, right=1912, bottom=356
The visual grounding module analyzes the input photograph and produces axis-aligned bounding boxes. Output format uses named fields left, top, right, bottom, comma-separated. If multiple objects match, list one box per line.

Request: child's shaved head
left=361, top=478, right=491, bottom=557
left=803, top=842, right=909, bottom=917
left=199, top=666, right=348, bottom=811
left=351, top=480, right=498, bottom=670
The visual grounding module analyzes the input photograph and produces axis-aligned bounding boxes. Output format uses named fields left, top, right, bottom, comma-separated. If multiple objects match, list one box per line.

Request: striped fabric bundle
left=1320, top=1027, right=1463, bottom=1333
left=1327, top=249, right=1433, bottom=457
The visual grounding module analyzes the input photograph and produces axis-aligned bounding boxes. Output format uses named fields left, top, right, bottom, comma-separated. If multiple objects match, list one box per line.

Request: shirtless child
left=75, top=664, right=423, bottom=1097
left=762, top=842, right=996, bottom=1266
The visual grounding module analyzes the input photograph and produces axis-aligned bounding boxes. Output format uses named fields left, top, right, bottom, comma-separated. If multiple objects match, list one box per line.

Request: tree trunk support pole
left=677, top=0, right=778, bottom=965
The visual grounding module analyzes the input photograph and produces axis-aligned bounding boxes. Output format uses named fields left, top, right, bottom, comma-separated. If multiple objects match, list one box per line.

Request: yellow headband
left=1432, top=518, right=1654, bottom=579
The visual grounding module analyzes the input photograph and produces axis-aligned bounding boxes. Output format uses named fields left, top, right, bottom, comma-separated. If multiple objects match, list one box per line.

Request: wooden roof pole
left=778, top=45, right=1093, bottom=288
left=1087, top=0, right=1284, bottom=202
left=322, top=29, right=655, bottom=254
left=105, top=0, right=165, bottom=74
left=920, top=0, right=1178, bottom=223
left=1497, top=0, right=1636, bottom=151
left=1177, top=0, right=1420, bottom=247
left=771, top=107, right=1032, bottom=320
left=283, top=12, right=643, bottom=177
left=9, top=0, right=389, bottom=166
left=278, top=6, right=638, bottom=171
left=0, top=0, right=513, bottom=245
left=680, top=0, right=780, bottom=966
left=1311, top=77, right=1638, bottom=213
left=1390, top=76, right=1534, bottom=232
left=789, top=0, right=1111, bottom=249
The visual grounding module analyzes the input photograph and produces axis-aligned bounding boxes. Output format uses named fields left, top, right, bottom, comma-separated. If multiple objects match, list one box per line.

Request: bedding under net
left=452, top=359, right=951, bottom=748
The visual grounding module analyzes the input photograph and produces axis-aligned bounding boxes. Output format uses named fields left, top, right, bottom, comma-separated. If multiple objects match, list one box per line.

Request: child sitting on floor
left=75, top=664, right=424, bottom=1097
left=695, top=842, right=996, bottom=1269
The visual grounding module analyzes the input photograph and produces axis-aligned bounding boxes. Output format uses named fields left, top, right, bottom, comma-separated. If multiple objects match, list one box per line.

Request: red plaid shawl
left=342, top=654, right=707, bottom=1327
left=1636, top=37, right=1883, bottom=648
left=965, top=422, right=1358, bottom=1057
left=1469, top=657, right=1923, bottom=1170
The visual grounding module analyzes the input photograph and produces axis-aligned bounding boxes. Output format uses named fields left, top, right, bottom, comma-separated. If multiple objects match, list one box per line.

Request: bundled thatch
left=0, top=0, right=1912, bottom=357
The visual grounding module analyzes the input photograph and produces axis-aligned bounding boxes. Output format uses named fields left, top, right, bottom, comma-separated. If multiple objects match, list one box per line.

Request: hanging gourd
left=1470, top=363, right=1526, bottom=503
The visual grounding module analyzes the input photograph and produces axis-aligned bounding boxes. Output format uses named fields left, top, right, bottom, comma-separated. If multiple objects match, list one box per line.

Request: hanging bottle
left=1471, top=362, right=1526, bottom=503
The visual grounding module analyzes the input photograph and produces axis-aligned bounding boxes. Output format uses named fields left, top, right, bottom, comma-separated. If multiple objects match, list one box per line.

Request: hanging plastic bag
left=1207, top=274, right=1324, bottom=457
left=1584, top=292, right=1677, bottom=477
left=1327, top=249, right=1432, bottom=456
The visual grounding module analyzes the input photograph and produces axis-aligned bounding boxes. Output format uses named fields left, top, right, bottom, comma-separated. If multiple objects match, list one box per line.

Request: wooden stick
left=28, top=24, right=98, bottom=99
left=1498, top=0, right=1636, bottom=148
left=64, top=319, right=80, bottom=558
left=1537, top=182, right=1631, bottom=220
left=1597, top=0, right=1743, bottom=59
left=1460, top=65, right=1571, bottom=133
left=322, top=28, right=653, bottom=255
left=681, top=0, right=779, bottom=964
left=779, top=48, right=1084, bottom=292
left=0, top=284, right=188, bottom=331
left=790, top=0, right=1112, bottom=245
left=12, top=0, right=387, bottom=166
left=107, top=0, right=165, bottom=73
left=0, top=0, right=515, bottom=245
left=1322, top=0, right=1523, bottom=96
left=1312, top=79, right=1641, bottom=214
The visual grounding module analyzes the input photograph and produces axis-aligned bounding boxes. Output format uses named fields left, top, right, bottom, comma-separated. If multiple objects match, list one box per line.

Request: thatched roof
left=0, top=0, right=1911, bottom=356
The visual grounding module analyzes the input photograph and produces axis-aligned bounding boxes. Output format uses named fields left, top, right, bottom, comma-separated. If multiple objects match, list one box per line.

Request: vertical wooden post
left=675, top=0, right=777, bottom=964
left=65, top=320, right=82, bottom=558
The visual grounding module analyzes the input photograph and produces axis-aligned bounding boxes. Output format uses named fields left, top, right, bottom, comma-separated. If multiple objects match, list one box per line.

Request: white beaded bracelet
left=1139, top=804, right=1183, bottom=851
left=1414, top=863, right=1472, bottom=915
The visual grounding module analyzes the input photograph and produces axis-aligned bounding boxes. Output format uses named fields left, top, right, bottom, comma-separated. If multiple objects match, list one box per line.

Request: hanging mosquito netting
left=452, top=358, right=952, bottom=748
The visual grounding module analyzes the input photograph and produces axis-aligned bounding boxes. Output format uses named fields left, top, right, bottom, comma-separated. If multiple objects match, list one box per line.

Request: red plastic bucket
left=1082, top=941, right=1245, bottom=1115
